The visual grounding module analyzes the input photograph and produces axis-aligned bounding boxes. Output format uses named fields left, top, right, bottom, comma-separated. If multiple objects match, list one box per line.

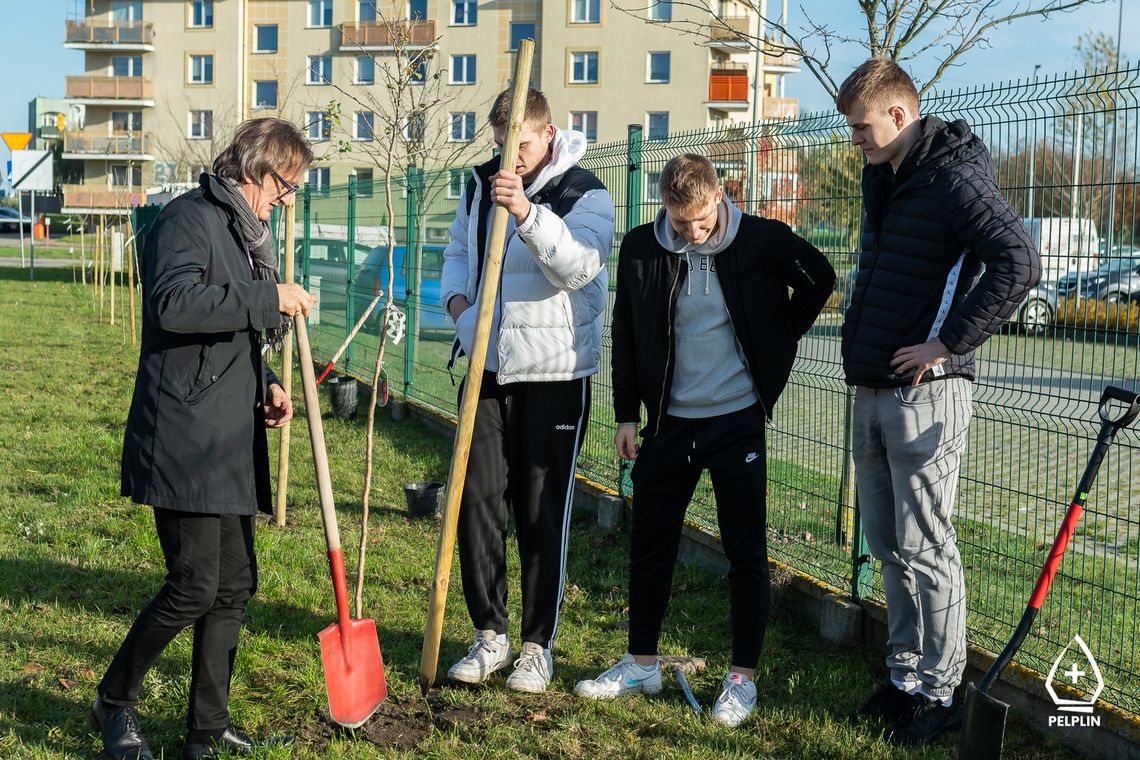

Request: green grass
left=0, top=267, right=1082, bottom=758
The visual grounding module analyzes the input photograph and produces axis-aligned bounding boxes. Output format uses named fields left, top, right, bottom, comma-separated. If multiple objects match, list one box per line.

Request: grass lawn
left=0, top=267, right=1080, bottom=759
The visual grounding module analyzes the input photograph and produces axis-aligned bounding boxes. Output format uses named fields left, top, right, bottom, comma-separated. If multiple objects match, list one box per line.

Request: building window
left=189, top=54, right=214, bottom=85
left=356, top=56, right=375, bottom=84
left=450, top=55, right=476, bottom=85
left=647, top=111, right=669, bottom=141
left=358, top=0, right=376, bottom=22
left=570, top=111, right=597, bottom=143
left=254, top=80, right=278, bottom=109
left=356, top=168, right=374, bottom=197
left=308, top=55, right=332, bottom=85
left=188, top=110, right=212, bottom=139
left=648, top=1, right=672, bottom=21
left=254, top=25, right=278, bottom=53
left=570, top=51, right=598, bottom=84
left=154, top=162, right=177, bottom=183
left=448, top=168, right=469, bottom=199
left=452, top=0, right=477, bottom=25
left=648, top=51, right=670, bottom=83
left=409, top=0, right=427, bottom=20
left=112, top=1, right=143, bottom=22
left=308, top=167, right=331, bottom=190
left=571, top=0, right=599, bottom=24
left=410, top=60, right=427, bottom=84
left=112, top=110, right=143, bottom=132
left=645, top=170, right=662, bottom=203
left=355, top=111, right=375, bottom=141
left=188, top=163, right=209, bottom=182
left=189, top=0, right=214, bottom=28
left=307, top=111, right=331, bottom=141
left=404, top=113, right=426, bottom=142
left=111, top=164, right=142, bottom=187
left=450, top=112, right=476, bottom=142
left=309, top=0, right=332, bottom=27
left=509, top=22, right=535, bottom=51
left=112, top=56, right=143, bottom=77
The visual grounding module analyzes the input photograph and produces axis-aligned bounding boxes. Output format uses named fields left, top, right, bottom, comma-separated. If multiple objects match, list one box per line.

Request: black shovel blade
left=958, top=681, right=1008, bottom=760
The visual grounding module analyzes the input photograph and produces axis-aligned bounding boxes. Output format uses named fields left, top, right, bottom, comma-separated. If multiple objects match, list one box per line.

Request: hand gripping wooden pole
left=418, top=38, right=534, bottom=694
left=275, top=202, right=297, bottom=526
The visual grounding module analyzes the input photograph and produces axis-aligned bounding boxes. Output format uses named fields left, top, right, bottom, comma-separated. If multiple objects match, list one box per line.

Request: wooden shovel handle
left=418, top=38, right=535, bottom=693
left=295, top=314, right=341, bottom=554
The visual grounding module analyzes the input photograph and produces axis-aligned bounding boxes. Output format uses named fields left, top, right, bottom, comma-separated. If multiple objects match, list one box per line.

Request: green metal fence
left=296, top=66, right=1140, bottom=716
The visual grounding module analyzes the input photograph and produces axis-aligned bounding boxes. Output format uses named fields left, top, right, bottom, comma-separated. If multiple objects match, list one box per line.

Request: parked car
left=293, top=238, right=375, bottom=322
left=1057, top=254, right=1140, bottom=303
left=1013, top=281, right=1059, bottom=336
left=0, top=207, right=32, bottom=233
left=353, top=244, right=449, bottom=336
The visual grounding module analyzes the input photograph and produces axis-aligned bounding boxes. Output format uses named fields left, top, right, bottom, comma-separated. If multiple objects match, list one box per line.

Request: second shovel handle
left=294, top=314, right=341, bottom=553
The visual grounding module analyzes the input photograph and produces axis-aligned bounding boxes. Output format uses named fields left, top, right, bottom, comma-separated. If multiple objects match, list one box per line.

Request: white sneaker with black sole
left=505, top=642, right=553, bottom=693
left=711, top=672, right=757, bottom=727
left=447, top=629, right=512, bottom=684
left=574, top=654, right=663, bottom=699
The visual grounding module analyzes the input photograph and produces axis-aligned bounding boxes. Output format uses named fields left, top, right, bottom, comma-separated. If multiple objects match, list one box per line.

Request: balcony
left=62, top=184, right=140, bottom=215
left=762, top=48, right=801, bottom=72
left=64, top=19, right=155, bottom=51
left=66, top=76, right=155, bottom=106
left=707, top=16, right=751, bottom=52
left=63, top=131, right=154, bottom=161
left=706, top=64, right=750, bottom=111
left=339, top=19, right=437, bottom=51
left=762, top=97, right=798, bottom=120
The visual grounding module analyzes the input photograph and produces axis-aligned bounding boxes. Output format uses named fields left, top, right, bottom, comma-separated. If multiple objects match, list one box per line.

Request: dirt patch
left=351, top=694, right=482, bottom=752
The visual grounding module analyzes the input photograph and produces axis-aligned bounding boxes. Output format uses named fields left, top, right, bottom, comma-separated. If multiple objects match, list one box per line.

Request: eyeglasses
left=270, top=170, right=300, bottom=200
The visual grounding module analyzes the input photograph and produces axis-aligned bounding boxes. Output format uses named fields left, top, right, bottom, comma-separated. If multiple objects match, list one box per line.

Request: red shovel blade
left=319, top=617, right=387, bottom=728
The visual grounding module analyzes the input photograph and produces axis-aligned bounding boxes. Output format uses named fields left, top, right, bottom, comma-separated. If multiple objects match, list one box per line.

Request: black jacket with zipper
left=842, top=116, right=1041, bottom=387
left=121, top=175, right=282, bottom=515
left=612, top=214, right=836, bottom=439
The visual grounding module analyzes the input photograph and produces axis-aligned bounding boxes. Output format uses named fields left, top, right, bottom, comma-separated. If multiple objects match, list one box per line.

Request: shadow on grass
left=0, top=265, right=78, bottom=284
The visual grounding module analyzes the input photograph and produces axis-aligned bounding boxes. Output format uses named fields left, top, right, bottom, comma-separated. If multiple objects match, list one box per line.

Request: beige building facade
left=61, top=0, right=799, bottom=214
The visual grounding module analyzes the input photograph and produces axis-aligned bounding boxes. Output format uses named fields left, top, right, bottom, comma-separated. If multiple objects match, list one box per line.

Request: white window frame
left=356, top=55, right=375, bottom=84
left=449, top=112, right=476, bottom=142
left=571, top=0, right=600, bottom=24
left=448, top=168, right=469, bottom=199
left=355, top=111, right=375, bottom=141
left=307, top=167, right=331, bottom=191
left=112, top=56, right=143, bottom=77
left=111, top=110, right=143, bottom=132
left=358, top=0, right=377, bottom=22
left=253, top=80, right=278, bottom=110
left=647, top=111, right=669, bottom=141
left=188, top=54, right=214, bottom=85
left=450, top=54, right=476, bottom=85
left=356, top=168, right=374, bottom=197
left=254, top=24, right=278, bottom=53
left=509, top=22, right=535, bottom=51
left=570, top=51, right=599, bottom=84
left=570, top=111, right=597, bottom=143
left=647, top=0, right=672, bottom=22
left=452, top=0, right=477, bottom=26
left=111, top=163, right=142, bottom=188
left=308, top=55, right=332, bottom=85
left=404, top=113, right=426, bottom=142
left=645, top=170, right=662, bottom=203
left=647, top=51, right=670, bottom=84
left=187, top=110, right=213, bottom=139
left=189, top=0, right=214, bottom=28
left=307, top=111, right=331, bottom=141
left=309, top=0, right=333, bottom=28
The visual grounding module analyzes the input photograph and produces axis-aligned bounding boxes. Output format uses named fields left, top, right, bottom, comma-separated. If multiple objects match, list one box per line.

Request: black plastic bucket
left=327, top=375, right=358, bottom=419
left=404, top=481, right=444, bottom=518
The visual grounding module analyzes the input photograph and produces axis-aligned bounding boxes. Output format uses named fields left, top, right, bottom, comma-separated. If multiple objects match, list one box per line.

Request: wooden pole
left=126, top=218, right=137, bottom=345
left=97, top=216, right=105, bottom=320
left=110, top=224, right=117, bottom=327
left=80, top=221, right=87, bottom=287
left=418, top=38, right=534, bottom=694
left=275, top=203, right=297, bottom=527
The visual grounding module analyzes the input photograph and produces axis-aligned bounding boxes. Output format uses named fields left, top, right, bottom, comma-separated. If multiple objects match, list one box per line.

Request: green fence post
left=626, top=123, right=643, bottom=230
left=345, top=175, right=357, bottom=372
left=302, top=185, right=312, bottom=291
left=403, top=164, right=419, bottom=398
left=850, top=495, right=873, bottom=600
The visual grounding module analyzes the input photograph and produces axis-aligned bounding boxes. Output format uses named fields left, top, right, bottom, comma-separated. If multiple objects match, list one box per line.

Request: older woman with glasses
left=93, top=118, right=315, bottom=760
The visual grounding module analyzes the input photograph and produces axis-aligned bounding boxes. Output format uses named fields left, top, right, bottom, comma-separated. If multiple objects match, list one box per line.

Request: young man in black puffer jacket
left=573, top=154, right=834, bottom=728
left=838, top=59, right=1041, bottom=746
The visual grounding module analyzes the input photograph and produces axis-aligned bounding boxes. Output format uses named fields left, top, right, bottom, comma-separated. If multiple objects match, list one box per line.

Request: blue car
left=353, top=244, right=450, bottom=336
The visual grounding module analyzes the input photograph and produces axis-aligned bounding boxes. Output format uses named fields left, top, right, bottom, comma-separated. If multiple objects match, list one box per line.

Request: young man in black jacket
left=574, top=154, right=834, bottom=726
left=838, top=60, right=1040, bottom=745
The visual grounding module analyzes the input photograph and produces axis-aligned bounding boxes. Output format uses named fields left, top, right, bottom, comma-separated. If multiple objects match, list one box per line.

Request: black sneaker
left=888, top=695, right=963, bottom=746
left=853, top=681, right=918, bottom=723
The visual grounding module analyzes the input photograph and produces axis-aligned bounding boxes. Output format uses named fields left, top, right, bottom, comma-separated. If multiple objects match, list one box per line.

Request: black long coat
left=121, top=176, right=282, bottom=515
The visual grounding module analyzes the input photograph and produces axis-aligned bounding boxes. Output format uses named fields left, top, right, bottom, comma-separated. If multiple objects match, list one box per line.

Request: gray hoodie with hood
left=653, top=196, right=759, bottom=418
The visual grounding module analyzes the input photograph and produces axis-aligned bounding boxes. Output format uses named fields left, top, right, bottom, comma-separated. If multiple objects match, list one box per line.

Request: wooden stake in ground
left=275, top=203, right=297, bottom=527
left=80, top=220, right=87, bottom=287
left=111, top=224, right=118, bottom=328
left=418, top=38, right=534, bottom=694
left=126, top=218, right=137, bottom=345
left=98, top=215, right=106, bottom=320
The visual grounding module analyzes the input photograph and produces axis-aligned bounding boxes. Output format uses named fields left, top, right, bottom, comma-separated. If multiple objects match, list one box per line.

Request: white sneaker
left=574, top=654, right=663, bottom=700
left=447, top=629, right=512, bottom=684
left=711, top=672, right=757, bottom=727
left=505, top=642, right=553, bottom=693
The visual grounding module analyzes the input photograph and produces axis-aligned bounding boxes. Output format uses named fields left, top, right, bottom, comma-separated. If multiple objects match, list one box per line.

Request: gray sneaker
left=574, top=654, right=663, bottom=700
left=505, top=642, right=553, bottom=693
left=711, top=672, right=757, bottom=727
left=447, top=629, right=512, bottom=684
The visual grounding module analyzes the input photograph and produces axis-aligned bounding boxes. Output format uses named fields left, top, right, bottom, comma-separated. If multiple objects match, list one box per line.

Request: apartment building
left=60, top=0, right=799, bottom=214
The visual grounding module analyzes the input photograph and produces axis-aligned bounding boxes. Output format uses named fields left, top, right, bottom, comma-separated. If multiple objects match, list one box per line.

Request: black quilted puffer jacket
left=842, top=116, right=1041, bottom=387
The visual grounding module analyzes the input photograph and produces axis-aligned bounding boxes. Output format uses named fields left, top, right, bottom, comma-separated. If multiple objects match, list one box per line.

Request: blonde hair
left=836, top=59, right=920, bottom=116
left=212, top=117, right=313, bottom=183
left=658, top=154, right=719, bottom=211
left=488, top=87, right=552, bottom=129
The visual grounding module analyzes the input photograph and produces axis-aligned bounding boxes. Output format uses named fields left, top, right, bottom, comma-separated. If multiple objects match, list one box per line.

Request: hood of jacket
left=652, top=195, right=742, bottom=256
left=524, top=127, right=588, bottom=197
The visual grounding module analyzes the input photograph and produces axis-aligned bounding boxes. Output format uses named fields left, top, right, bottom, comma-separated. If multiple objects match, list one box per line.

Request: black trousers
left=457, top=371, right=589, bottom=649
left=627, top=404, right=770, bottom=669
left=99, top=509, right=257, bottom=730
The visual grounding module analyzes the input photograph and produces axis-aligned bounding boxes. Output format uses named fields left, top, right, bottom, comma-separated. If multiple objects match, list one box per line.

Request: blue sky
left=2, top=1, right=1135, bottom=172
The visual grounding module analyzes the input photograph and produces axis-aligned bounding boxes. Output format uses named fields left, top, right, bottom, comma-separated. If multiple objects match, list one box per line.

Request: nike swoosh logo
left=745, top=452, right=759, bottom=463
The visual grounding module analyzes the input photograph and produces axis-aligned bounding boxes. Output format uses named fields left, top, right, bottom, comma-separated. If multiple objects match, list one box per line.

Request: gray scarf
left=205, top=174, right=289, bottom=349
